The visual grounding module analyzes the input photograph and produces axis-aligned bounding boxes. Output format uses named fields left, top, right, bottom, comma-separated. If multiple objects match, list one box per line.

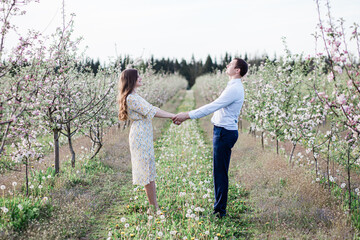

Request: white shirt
left=189, top=78, right=244, bottom=130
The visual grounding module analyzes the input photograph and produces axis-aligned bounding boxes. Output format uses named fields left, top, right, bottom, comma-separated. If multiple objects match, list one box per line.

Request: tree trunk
left=66, top=123, right=76, bottom=168
left=0, top=122, right=11, bottom=157
left=326, top=140, right=331, bottom=193
left=90, top=143, right=103, bottom=160
left=25, top=157, right=29, bottom=196
left=289, top=142, right=296, bottom=164
left=347, top=146, right=352, bottom=214
left=54, top=129, right=60, bottom=174
left=261, top=131, right=264, bottom=149
left=313, top=147, right=318, bottom=176
left=68, top=134, right=76, bottom=168
left=276, top=138, right=279, bottom=155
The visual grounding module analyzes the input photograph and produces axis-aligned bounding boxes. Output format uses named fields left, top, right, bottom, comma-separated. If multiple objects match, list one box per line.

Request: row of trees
left=0, top=0, right=187, bottom=195
left=196, top=0, right=360, bottom=225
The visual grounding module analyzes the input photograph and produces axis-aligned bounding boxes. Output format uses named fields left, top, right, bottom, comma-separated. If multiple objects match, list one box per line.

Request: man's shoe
left=213, top=211, right=226, bottom=219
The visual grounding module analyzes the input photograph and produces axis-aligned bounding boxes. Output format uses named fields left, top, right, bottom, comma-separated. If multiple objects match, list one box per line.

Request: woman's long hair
left=117, top=69, right=138, bottom=121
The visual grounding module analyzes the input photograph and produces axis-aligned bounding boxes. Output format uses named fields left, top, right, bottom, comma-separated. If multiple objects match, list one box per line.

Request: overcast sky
left=6, top=0, right=360, bottom=62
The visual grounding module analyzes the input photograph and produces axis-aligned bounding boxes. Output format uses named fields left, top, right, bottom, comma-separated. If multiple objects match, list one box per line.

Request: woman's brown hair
left=117, top=69, right=138, bottom=121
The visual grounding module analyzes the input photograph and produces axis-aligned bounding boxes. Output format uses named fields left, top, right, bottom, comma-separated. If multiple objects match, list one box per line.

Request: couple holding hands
left=117, top=58, right=248, bottom=218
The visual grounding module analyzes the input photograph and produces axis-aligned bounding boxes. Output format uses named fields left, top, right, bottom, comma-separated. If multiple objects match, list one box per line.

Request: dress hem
left=132, top=176, right=157, bottom=186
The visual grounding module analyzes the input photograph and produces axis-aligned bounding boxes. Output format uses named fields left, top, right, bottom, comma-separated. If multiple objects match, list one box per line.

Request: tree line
left=76, top=53, right=272, bottom=89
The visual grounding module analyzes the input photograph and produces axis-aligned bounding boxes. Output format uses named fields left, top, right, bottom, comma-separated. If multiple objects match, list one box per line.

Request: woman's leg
left=145, top=181, right=159, bottom=209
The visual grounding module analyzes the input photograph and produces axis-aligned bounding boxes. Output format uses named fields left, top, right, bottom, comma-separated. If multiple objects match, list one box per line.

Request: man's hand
left=172, top=112, right=190, bottom=125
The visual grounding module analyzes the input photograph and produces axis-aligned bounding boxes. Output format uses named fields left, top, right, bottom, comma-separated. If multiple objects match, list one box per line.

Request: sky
left=6, top=0, right=360, bottom=63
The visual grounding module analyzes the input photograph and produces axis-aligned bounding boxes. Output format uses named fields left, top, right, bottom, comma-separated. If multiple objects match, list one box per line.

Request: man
left=173, top=58, right=247, bottom=218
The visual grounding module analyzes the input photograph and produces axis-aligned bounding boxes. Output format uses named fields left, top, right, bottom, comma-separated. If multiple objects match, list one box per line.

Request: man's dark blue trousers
left=212, top=125, right=238, bottom=217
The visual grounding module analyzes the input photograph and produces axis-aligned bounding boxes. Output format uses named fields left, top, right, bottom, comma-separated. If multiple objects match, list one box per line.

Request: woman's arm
left=154, top=109, right=175, bottom=119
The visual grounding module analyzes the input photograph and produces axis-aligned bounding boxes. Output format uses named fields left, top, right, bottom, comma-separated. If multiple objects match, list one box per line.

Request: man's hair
left=234, top=58, right=248, bottom=77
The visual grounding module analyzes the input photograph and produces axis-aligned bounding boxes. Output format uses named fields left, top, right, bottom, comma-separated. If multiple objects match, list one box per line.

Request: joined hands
left=172, top=112, right=190, bottom=125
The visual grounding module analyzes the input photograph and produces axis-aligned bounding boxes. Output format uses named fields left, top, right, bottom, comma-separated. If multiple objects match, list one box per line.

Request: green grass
left=104, top=90, right=253, bottom=239
left=0, top=153, right=115, bottom=236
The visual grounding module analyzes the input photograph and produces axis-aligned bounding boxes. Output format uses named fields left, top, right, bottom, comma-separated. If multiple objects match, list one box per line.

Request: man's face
left=226, top=59, right=239, bottom=76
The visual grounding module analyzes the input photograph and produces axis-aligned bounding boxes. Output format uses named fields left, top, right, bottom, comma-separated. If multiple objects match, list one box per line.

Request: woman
left=118, top=68, right=175, bottom=213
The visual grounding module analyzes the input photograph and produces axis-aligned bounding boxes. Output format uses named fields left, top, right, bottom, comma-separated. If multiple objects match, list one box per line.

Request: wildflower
left=1, top=207, right=8, bottom=213
left=108, top=231, right=112, bottom=237
left=12, top=182, right=17, bottom=187
left=41, top=197, right=49, bottom=205
left=0, top=185, right=5, bottom=190
left=125, top=223, right=129, bottom=228
left=170, top=230, right=177, bottom=235
left=30, top=185, right=34, bottom=189
left=355, top=188, right=359, bottom=193
left=160, top=215, right=165, bottom=220
left=341, top=183, right=346, bottom=188
left=158, top=231, right=163, bottom=237
left=18, top=204, right=23, bottom=211
left=47, top=175, right=51, bottom=178
left=121, top=217, right=126, bottom=222
left=148, top=215, right=153, bottom=220
left=205, top=230, right=210, bottom=235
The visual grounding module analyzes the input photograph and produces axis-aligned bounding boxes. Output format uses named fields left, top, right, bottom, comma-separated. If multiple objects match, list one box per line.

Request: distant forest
left=79, top=52, right=283, bottom=88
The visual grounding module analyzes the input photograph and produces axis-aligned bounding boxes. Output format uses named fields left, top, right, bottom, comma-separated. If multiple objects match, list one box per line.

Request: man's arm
left=173, top=86, right=238, bottom=124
